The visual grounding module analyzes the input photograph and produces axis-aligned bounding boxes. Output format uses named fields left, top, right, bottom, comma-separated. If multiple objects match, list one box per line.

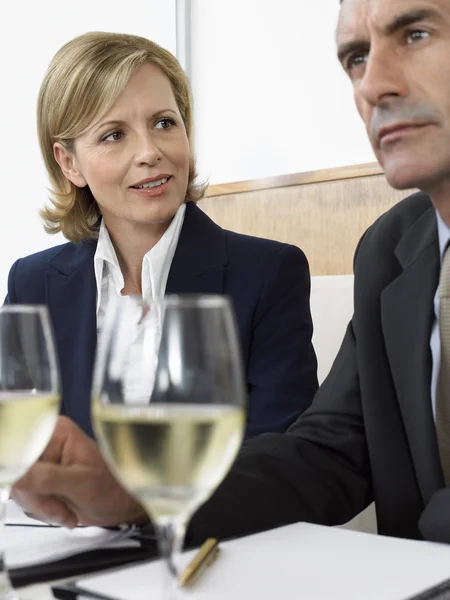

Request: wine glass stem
left=155, top=519, right=186, bottom=600
left=0, top=488, right=17, bottom=600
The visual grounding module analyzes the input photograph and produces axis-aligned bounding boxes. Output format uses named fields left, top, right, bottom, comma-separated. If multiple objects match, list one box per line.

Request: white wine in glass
left=93, top=295, right=246, bottom=599
left=0, top=306, right=60, bottom=599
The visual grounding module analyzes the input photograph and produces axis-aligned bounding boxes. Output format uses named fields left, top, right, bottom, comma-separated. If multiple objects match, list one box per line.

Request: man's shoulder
left=356, top=191, right=433, bottom=257
left=353, top=190, right=436, bottom=291
left=367, top=190, right=432, bottom=239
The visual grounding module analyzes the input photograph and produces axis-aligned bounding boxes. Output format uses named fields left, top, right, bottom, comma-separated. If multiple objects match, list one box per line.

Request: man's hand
left=11, top=416, right=148, bottom=528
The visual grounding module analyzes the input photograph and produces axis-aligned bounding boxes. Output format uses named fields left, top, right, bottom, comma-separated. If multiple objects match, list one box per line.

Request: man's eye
left=406, top=30, right=430, bottom=45
left=102, top=131, right=123, bottom=142
left=346, top=52, right=368, bottom=72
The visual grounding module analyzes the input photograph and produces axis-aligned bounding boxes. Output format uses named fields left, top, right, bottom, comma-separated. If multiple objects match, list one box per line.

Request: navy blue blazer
left=5, top=202, right=317, bottom=439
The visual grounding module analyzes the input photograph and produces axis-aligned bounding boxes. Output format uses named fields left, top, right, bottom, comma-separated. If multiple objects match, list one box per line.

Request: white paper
left=5, top=499, right=48, bottom=526
left=78, top=522, right=450, bottom=600
left=5, top=526, right=140, bottom=570
left=4, top=501, right=140, bottom=569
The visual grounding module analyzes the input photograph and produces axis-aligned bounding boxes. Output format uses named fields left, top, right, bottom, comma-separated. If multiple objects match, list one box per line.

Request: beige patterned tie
left=436, top=248, right=450, bottom=484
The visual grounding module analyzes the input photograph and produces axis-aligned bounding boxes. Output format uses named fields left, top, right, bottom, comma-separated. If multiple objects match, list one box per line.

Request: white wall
left=0, top=0, right=177, bottom=297
left=190, top=0, right=376, bottom=185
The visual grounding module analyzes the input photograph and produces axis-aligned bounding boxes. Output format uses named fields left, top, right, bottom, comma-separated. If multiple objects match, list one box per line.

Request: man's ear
left=53, top=143, right=88, bottom=188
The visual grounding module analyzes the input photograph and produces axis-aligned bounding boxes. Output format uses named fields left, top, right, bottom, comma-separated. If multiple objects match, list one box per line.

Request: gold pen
left=179, top=538, right=220, bottom=588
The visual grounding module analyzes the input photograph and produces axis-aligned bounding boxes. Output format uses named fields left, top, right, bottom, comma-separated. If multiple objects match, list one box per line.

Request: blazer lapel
left=42, top=204, right=226, bottom=437
left=165, top=202, right=228, bottom=295
left=45, top=241, right=97, bottom=437
left=382, top=207, right=443, bottom=503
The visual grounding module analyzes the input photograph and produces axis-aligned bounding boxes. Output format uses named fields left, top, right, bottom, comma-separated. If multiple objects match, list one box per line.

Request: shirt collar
left=95, top=219, right=120, bottom=268
left=94, top=220, right=124, bottom=313
left=94, top=203, right=186, bottom=313
left=436, top=209, right=450, bottom=262
left=142, top=202, right=185, bottom=299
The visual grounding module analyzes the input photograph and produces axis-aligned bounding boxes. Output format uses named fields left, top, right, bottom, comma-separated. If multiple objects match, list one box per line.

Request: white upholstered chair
left=310, top=275, right=377, bottom=534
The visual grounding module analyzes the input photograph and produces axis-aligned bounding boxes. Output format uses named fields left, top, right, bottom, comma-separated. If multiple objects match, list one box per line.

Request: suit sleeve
left=4, top=259, right=21, bottom=304
left=187, top=315, right=372, bottom=546
left=245, top=245, right=318, bottom=437
left=419, top=488, right=450, bottom=543
left=187, top=230, right=375, bottom=545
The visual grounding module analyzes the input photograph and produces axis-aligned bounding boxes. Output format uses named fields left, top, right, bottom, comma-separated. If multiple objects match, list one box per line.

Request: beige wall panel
left=199, top=174, right=415, bottom=275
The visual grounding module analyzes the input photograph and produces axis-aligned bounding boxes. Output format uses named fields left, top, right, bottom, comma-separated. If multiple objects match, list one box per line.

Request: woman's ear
left=53, top=142, right=88, bottom=188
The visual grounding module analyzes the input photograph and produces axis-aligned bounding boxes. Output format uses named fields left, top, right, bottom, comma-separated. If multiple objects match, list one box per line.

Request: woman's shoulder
left=7, top=240, right=96, bottom=302
left=12, top=241, right=76, bottom=271
left=223, top=228, right=308, bottom=266
left=189, top=203, right=308, bottom=265
left=9, top=240, right=96, bottom=281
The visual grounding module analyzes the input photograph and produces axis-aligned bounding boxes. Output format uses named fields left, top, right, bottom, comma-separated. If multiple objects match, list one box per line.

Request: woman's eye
left=155, top=118, right=175, bottom=130
left=102, top=131, right=123, bottom=142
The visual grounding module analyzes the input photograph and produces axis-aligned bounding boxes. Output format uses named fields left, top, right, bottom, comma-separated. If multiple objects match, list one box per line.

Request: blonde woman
left=9, top=32, right=317, bottom=527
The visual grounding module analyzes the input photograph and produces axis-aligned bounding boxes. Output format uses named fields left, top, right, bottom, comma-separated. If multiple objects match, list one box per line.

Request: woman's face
left=54, top=63, right=190, bottom=231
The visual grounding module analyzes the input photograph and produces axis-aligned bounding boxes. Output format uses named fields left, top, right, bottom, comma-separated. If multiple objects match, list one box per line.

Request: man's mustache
left=370, top=101, right=441, bottom=143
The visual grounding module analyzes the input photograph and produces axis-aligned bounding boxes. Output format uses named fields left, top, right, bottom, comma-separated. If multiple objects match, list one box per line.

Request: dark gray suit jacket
left=189, top=191, right=450, bottom=546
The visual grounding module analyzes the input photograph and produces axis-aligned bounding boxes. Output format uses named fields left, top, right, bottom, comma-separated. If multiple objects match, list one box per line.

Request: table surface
left=20, top=581, right=57, bottom=599
left=33, top=523, right=450, bottom=600
left=14, top=521, right=450, bottom=600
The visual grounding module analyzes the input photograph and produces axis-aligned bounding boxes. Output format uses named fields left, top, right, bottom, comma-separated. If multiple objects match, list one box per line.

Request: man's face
left=337, top=0, right=450, bottom=192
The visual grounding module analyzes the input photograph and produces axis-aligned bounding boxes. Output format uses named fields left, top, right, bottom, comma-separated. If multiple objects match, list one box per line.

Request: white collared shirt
left=93, top=204, right=186, bottom=403
left=94, top=203, right=186, bottom=332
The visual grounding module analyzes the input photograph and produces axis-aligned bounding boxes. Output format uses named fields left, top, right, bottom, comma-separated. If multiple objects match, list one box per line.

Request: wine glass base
left=0, top=587, right=19, bottom=600
left=0, top=571, right=19, bottom=600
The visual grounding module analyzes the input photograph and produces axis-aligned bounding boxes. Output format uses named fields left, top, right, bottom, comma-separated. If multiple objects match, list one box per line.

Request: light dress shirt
left=93, top=203, right=186, bottom=403
left=430, top=210, right=450, bottom=419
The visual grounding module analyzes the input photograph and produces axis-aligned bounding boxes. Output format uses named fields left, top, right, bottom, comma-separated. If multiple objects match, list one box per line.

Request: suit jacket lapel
left=42, top=204, right=226, bottom=437
left=382, top=207, right=443, bottom=503
left=165, top=202, right=227, bottom=295
left=45, top=240, right=97, bottom=437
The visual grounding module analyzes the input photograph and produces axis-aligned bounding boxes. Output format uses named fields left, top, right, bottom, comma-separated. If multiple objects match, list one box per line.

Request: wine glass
left=92, top=295, right=246, bottom=599
left=0, top=305, right=60, bottom=599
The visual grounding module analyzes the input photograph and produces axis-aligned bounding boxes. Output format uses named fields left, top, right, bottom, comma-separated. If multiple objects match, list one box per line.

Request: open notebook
left=54, top=522, right=450, bottom=600
left=4, top=500, right=154, bottom=587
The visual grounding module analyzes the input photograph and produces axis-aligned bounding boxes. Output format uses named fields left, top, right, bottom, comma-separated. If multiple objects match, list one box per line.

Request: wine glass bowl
left=92, top=295, right=246, bottom=598
left=0, top=305, right=60, bottom=599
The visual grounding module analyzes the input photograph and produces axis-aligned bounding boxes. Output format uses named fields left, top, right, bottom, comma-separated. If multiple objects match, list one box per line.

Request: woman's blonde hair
left=38, top=31, right=206, bottom=243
